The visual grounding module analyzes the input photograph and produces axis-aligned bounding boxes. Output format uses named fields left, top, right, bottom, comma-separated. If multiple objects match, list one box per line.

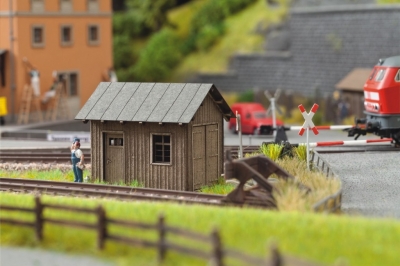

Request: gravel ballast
left=320, top=151, right=400, bottom=219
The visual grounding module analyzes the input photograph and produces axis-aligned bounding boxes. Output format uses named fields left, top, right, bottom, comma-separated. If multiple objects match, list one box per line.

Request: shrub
left=195, top=23, right=225, bottom=51
left=113, top=35, right=134, bottom=69
left=236, top=90, right=254, bottom=102
left=190, top=0, right=257, bottom=33
left=113, top=11, right=152, bottom=38
left=293, top=144, right=307, bottom=161
left=259, top=143, right=283, bottom=161
left=133, top=29, right=182, bottom=81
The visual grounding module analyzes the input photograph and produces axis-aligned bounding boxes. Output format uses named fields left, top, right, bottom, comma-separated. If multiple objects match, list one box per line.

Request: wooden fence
left=0, top=196, right=322, bottom=266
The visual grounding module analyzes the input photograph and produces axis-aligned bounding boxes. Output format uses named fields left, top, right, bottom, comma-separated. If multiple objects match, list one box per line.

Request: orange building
left=0, top=0, right=113, bottom=123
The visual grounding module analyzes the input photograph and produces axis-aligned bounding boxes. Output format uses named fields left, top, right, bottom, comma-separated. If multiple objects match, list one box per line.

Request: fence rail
left=0, top=195, right=322, bottom=266
left=310, top=150, right=342, bottom=213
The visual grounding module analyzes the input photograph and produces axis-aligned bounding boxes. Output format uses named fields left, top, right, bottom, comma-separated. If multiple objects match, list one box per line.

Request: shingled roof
left=75, top=82, right=234, bottom=123
left=335, top=68, right=371, bottom=92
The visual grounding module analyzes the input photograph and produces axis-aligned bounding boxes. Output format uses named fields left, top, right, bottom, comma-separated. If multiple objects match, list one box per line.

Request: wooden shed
left=335, top=68, right=371, bottom=118
left=75, top=82, right=234, bottom=191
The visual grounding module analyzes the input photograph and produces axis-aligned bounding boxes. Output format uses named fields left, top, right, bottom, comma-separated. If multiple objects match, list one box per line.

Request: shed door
left=192, top=124, right=219, bottom=190
left=206, top=124, right=219, bottom=184
left=104, top=133, right=125, bottom=184
left=193, top=126, right=205, bottom=190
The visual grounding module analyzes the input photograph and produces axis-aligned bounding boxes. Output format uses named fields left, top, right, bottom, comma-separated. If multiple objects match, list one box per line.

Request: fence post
left=210, top=228, right=223, bottom=266
left=269, top=243, right=282, bottom=266
left=157, top=214, right=166, bottom=264
left=34, top=196, right=44, bottom=241
left=97, top=205, right=107, bottom=250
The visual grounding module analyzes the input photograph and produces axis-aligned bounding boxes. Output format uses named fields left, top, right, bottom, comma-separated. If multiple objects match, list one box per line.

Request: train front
left=348, top=55, right=400, bottom=145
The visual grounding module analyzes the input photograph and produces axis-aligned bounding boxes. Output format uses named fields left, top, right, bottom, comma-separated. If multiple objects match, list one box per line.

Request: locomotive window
left=395, top=69, right=400, bottom=82
left=375, top=69, right=386, bottom=81
left=369, top=69, right=376, bottom=80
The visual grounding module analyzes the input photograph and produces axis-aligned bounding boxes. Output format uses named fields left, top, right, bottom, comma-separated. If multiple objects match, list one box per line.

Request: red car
left=228, top=102, right=284, bottom=135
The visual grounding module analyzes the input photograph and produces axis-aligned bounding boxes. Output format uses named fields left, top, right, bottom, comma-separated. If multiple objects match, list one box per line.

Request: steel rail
left=0, top=178, right=223, bottom=200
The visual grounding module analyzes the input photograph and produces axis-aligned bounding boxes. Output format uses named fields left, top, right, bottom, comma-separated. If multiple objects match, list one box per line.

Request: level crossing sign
left=298, top=103, right=319, bottom=170
left=298, top=104, right=319, bottom=136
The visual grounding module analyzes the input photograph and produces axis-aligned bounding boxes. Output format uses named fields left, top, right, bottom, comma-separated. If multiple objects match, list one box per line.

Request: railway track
left=0, top=145, right=398, bottom=164
left=0, top=178, right=224, bottom=205
left=0, top=146, right=260, bottom=164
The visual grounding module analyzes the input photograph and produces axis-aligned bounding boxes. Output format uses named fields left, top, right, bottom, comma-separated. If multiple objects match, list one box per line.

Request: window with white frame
left=152, top=134, right=171, bottom=164
left=87, top=0, right=99, bottom=12
left=60, top=0, right=73, bottom=12
left=60, top=25, right=73, bottom=46
left=31, top=25, right=44, bottom=47
left=88, top=25, right=100, bottom=45
left=395, top=69, right=400, bottom=82
left=31, top=0, right=44, bottom=12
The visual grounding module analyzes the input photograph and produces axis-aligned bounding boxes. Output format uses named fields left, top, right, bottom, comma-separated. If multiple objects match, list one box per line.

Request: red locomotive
left=348, top=55, right=400, bottom=145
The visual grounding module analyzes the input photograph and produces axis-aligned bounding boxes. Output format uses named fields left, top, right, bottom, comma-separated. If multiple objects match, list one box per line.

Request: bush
left=113, top=35, right=134, bottom=69
left=133, top=29, right=182, bottom=81
left=236, top=90, right=254, bottom=102
left=190, top=0, right=257, bottom=33
left=113, top=12, right=152, bottom=38
left=195, top=23, right=225, bottom=51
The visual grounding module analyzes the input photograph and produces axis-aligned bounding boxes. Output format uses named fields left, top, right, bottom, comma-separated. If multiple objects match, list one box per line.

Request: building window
left=87, top=0, right=99, bottom=12
left=375, top=69, right=386, bottom=81
left=152, top=134, right=171, bottom=164
left=60, top=25, right=73, bottom=46
left=60, top=0, right=73, bottom=12
left=31, top=25, right=44, bottom=48
left=88, top=25, right=99, bottom=45
left=58, top=72, right=79, bottom=96
left=395, top=69, right=400, bottom=82
left=109, top=138, right=123, bottom=146
left=31, top=0, right=44, bottom=12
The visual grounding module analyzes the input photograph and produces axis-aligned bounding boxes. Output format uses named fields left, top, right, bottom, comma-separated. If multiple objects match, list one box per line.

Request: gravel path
left=320, top=151, right=400, bottom=219
left=0, top=246, right=115, bottom=266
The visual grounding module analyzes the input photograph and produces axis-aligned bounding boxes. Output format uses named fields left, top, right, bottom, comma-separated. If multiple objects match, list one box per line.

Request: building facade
left=0, top=0, right=113, bottom=122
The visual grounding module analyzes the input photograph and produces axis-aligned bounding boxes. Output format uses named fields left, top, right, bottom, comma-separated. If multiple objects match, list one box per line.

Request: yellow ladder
left=17, top=85, right=43, bottom=124
left=46, top=83, right=71, bottom=121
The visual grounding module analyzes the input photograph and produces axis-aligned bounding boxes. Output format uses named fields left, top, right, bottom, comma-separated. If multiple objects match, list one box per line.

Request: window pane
left=32, top=0, right=44, bottom=12
left=152, top=134, right=171, bottom=164
left=34, top=28, right=43, bottom=43
left=70, top=73, right=77, bottom=96
left=62, top=27, right=71, bottom=42
left=88, top=0, right=99, bottom=12
left=375, top=69, right=386, bottom=81
left=60, top=0, right=72, bottom=12
left=395, top=70, right=400, bottom=82
left=89, top=26, right=98, bottom=41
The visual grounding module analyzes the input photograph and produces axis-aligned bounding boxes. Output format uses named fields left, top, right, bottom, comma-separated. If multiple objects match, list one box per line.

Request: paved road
left=320, top=151, right=400, bottom=219
left=0, top=246, right=114, bottom=266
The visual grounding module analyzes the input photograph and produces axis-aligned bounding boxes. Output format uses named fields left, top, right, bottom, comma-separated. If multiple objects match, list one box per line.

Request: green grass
left=1, top=193, right=400, bottom=266
left=0, top=169, right=80, bottom=182
left=169, top=0, right=289, bottom=80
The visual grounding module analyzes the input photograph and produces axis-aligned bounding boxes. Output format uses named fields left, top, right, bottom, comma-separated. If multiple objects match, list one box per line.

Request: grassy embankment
left=0, top=144, right=340, bottom=212
left=1, top=192, right=400, bottom=266
left=168, top=0, right=289, bottom=80
left=0, top=144, right=399, bottom=265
